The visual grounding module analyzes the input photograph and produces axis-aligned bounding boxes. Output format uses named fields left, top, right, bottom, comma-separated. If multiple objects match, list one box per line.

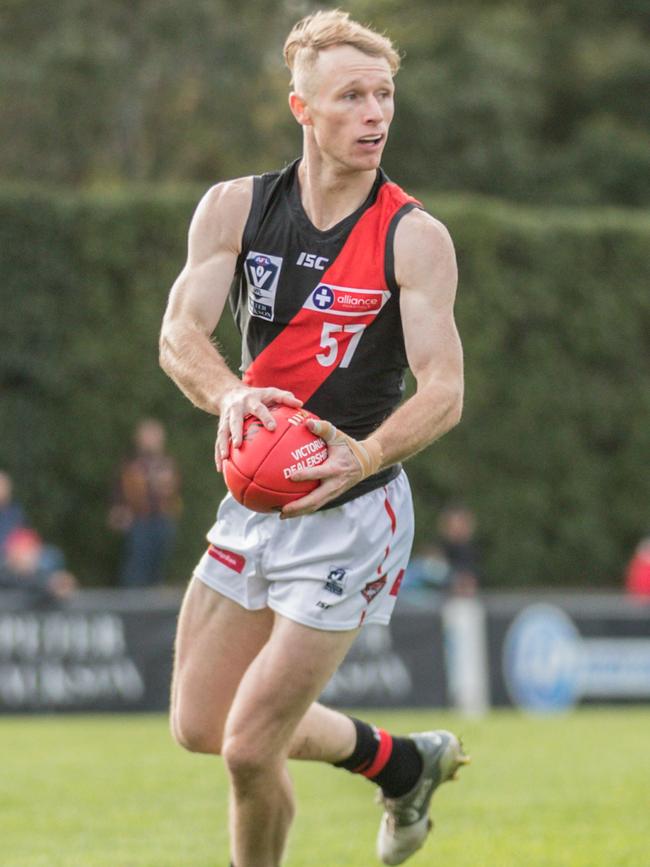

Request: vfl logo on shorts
left=245, top=252, right=283, bottom=321
left=324, top=567, right=347, bottom=596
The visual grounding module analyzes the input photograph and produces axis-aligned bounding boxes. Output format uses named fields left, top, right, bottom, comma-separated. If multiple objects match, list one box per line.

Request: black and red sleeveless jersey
left=229, top=158, right=421, bottom=505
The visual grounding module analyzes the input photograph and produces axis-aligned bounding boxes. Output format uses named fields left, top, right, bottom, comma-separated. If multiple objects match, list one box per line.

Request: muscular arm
left=283, top=209, right=463, bottom=517
left=368, top=209, right=463, bottom=463
left=160, top=178, right=252, bottom=412
left=159, top=179, right=301, bottom=463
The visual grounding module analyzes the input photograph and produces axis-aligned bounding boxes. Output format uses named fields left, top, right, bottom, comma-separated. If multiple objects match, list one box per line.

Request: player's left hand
left=280, top=419, right=383, bottom=518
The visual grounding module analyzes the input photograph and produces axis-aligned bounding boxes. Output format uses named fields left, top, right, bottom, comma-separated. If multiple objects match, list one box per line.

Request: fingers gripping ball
left=222, top=405, right=328, bottom=512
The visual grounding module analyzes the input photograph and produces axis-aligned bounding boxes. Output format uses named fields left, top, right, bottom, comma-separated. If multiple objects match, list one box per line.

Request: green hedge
left=1, top=187, right=648, bottom=587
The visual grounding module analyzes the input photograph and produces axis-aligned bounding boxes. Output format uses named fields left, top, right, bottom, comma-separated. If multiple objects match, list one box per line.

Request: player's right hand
left=215, top=385, right=302, bottom=471
left=280, top=419, right=383, bottom=518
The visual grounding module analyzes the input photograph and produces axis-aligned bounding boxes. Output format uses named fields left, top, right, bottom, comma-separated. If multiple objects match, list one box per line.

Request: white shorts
left=193, top=470, right=414, bottom=631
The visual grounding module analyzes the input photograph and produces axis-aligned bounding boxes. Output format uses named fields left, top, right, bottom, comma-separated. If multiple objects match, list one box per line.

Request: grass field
left=1, top=708, right=649, bottom=867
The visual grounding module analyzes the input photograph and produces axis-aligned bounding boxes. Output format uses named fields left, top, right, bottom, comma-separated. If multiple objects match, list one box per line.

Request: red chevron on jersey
left=243, top=182, right=417, bottom=402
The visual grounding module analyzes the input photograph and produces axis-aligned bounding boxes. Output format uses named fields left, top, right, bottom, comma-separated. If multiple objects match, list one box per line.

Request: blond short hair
left=284, top=9, right=400, bottom=93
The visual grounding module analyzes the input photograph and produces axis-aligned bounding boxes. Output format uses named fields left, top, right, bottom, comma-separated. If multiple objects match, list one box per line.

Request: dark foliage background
left=1, top=0, right=649, bottom=205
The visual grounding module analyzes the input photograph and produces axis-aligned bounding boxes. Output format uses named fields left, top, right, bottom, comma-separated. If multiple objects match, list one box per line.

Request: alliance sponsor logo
left=337, top=293, right=381, bottom=310
left=307, top=283, right=389, bottom=317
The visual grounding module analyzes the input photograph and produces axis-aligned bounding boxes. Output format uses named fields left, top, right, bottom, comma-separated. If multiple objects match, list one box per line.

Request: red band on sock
left=361, top=729, right=393, bottom=779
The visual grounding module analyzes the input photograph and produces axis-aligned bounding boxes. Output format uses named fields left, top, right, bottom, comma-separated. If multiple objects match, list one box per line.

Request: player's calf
left=224, top=739, right=295, bottom=867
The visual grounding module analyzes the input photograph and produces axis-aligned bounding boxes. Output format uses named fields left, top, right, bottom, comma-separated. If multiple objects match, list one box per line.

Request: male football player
left=159, top=10, right=468, bottom=867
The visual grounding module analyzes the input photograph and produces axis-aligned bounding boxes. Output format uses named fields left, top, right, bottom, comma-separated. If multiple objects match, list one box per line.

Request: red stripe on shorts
left=389, top=568, right=405, bottom=597
left=360, top=492, right=399, bottom=621
left=384, top=496, right=397, bottom=534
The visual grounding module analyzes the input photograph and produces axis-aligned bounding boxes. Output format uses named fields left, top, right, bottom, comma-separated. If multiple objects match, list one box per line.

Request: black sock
left=334, top=717, right=423, bottom=798
left=334, top=716, right=379, bottom=773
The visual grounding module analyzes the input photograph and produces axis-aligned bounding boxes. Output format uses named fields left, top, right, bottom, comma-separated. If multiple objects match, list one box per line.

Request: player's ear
left=289, top=91, right=312, bottom=126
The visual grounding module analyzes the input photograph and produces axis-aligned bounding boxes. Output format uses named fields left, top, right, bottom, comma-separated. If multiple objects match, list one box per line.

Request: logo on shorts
left=208, top=545, right=246, bottom=574
left=245, top=251, right=283, bottom=321
left=324, top=567, right=347, bottom=596
left=361, top=575, right=387, bottom=603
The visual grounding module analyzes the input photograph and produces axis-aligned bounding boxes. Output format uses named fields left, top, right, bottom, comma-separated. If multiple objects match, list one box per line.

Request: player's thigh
left=222, top=612, right=358, bottom=767
left=171, top=576, right=274, bottom=752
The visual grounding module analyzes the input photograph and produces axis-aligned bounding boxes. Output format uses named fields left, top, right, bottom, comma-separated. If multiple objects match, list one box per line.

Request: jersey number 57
left=316, top=322, right=366, bottom=369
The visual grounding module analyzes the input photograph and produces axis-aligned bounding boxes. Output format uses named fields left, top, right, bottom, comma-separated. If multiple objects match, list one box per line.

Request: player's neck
left=297, top=153, right=377, bottom=232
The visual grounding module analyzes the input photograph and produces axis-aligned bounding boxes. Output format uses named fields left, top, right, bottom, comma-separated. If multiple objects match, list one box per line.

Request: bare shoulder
left=188, top=176, right=254, bottom=263
left=394, top=208, right=457, bottom=295
left=394, top=208, right=455, bottom=257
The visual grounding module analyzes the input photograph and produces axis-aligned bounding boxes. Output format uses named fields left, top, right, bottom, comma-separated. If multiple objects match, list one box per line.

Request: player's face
left=301, top=46, right=395, bottom=172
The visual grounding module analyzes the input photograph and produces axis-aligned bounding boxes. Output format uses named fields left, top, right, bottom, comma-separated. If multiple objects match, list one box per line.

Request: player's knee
left=222, top=734, right=272, bottom=784
left=171, top=711, right=222, bottom=755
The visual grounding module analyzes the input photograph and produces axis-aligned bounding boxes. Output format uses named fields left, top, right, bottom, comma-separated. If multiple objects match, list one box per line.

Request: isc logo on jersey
left=305, top=284, right=390, bottom=317
left=245, top=251, right=283, bottom=321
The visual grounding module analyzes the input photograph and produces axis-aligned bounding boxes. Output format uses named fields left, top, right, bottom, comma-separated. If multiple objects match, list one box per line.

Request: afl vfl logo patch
left=325, top=567, right=347, bottom=596
left=245, top=252, right=283, bottom=321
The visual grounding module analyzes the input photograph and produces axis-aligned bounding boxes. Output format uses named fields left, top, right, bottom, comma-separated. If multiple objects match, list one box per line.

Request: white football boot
left=376, top=730, right=469, bottom=865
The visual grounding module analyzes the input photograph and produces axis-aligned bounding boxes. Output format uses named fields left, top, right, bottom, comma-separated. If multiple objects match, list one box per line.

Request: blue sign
left=503, top=604, right=581, bottom=713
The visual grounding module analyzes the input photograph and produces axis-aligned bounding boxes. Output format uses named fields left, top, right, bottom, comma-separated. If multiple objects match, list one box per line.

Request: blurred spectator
left=624, top=536, right=650, bottom=599
left=109, top=418, right=182, bottom=587
left=0, top=528, right=77, bottom=606
left=437, top=503, right=481, bottom=596
left=401, top=543, right=451, bottom=602
left=0, top=470, right=26, bottom=550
